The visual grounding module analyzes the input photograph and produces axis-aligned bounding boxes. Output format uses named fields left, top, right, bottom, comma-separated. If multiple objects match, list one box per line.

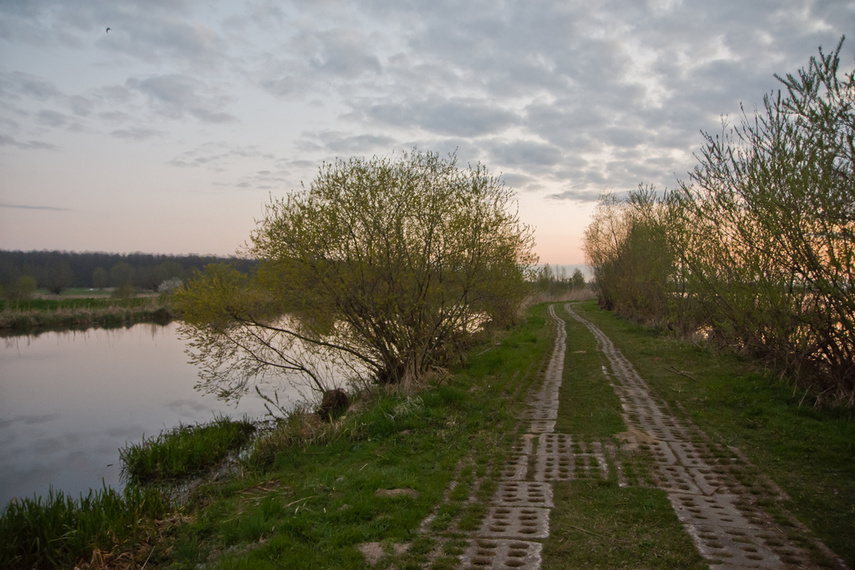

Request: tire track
left=563, top=303, right=838, bottom=569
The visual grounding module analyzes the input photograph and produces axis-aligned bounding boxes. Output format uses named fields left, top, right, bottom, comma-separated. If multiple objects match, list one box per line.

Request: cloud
left=299, top=131, right=398, bottom=154
left=168, top=142, right=274, bottom=170
left=0, top=203, right=68, bottom=211
left=0, top=134, right=59, bottom=150
left=110, top=127, right=163, bottom=141
left=363, top=97, right=520, bottom=137
left=126, top=74, right=237, bottom=123
left=252, top=25, right=385, bottom=99
left=486, top=140, right=564, bottom=172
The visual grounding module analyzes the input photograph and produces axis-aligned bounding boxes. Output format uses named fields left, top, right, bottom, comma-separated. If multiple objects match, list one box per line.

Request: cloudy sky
left=0, top=0, right=851, bottom=264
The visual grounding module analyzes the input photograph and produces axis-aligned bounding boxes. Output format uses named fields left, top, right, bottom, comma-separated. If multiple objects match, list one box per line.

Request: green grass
left=0, top=295, right=150, bottom=312
left=120, top=416, right=257, bottom=484
left=0, top=295, right=175, bottom=332
left=554, top=304, right=625, bottom=437
left=7, top=301, right=852, bottom=568
left=545, top=481, right=707, bottom=569
left=0, top=484, right=169, bottom=569
left=540, top=303, right=705, bottom=568
left=572, top=300, right=855, bottom=567
left=142, top=306, right=552, bottom=568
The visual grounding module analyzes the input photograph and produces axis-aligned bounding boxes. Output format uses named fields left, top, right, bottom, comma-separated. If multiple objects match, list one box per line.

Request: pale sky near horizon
left=0, top=1, right=852, bottom=265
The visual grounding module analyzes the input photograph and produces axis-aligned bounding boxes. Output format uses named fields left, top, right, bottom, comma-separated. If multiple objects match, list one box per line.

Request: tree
left=92, top=267, right=108, bottom=289
left=4, top=275, right=37, bottom=301
left=584, top=186, right=674, bottom=321
left=176, top=151, right=537, bottom=402
left=38, top=260, right=74, bottom=294
left=109, top=262, right=135, bottom=288
left=673, top=37, right=854, bottom=402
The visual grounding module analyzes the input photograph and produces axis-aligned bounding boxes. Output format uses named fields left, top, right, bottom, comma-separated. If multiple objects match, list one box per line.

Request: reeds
left=0, top=483, right=169, bottom=569
left=119, top=416, right=257, bottom=484
left=0, top=297, right=176, bottom=333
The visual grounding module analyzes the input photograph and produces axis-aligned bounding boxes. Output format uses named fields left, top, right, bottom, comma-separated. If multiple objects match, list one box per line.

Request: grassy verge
left=4, top=301, right=850, bottom=567
left=571, top=300, right=855, bottom=567
left=543, top=303, right=707, bottom=568
left=120, top=417, right=257, bottom=484
left=155, top=307, right=552, bottom=569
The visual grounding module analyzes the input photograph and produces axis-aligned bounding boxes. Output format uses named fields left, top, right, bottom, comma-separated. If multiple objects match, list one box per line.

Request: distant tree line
left=0, top=250, right=255, bottom=298
left=584, top=39, right=854, bottom=405
left=533, top=264, right=586, bottom=296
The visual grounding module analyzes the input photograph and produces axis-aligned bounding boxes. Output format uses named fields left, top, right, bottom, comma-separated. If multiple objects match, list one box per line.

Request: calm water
left=0, top=323, right=305, bottom=507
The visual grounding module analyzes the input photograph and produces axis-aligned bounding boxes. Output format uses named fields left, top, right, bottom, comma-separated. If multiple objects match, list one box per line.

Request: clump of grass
left=249, top=407, right=331, bottom=466
left=120, top=416, right=256, bottom=484
left=0, top=483, right=169, bottom=569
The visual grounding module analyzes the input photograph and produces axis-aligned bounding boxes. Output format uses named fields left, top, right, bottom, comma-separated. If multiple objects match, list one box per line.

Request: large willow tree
left=176, top=151, right=537, bottom=401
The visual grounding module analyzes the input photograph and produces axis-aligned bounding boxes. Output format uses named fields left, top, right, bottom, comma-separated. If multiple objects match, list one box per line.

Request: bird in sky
left=106, top=27, right=110, bottom=33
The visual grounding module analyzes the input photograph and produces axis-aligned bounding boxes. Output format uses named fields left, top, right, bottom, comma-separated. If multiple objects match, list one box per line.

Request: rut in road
left=563, top=303, right=843, bottom=570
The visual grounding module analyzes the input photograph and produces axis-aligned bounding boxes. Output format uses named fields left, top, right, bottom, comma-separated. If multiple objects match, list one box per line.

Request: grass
left=571, top=300, right=855, bottom=567
left=0, top=294, right=152, bottom=312
left=149, top=305, right=552, bottom=569
left=0, top=294, right=176, bottom=333
left=120, top=416, right=257, bottom=484
left=0, top=484, right=170, bottom=569
left=541, top=303, right=706, bottom=568
left=545, top=481, right=707, bottom=569
left=3, top=300, right=852, bottom=568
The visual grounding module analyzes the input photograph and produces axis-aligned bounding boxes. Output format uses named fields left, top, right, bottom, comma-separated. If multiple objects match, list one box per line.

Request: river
left=0, top=323, right=306, bottom=508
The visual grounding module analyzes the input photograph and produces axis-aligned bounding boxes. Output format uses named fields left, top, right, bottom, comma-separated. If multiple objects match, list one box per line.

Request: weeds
left=0, top=484, right=169, bottom=569
left=120, top=416, right=256, bottom=484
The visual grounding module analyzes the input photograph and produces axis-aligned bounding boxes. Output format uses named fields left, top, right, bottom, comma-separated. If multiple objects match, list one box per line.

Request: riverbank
left=2, top=302, right=852, bottom=569
left=0, top=295, right=178, bottom=335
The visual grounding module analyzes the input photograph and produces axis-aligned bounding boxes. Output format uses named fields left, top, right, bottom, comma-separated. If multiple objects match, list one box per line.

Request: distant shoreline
left=0, top=296, right=178, bottom=336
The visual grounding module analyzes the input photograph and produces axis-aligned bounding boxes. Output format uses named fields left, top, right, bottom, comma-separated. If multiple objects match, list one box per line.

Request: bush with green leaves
left=585, top=38, right=854, bottom=404
left=176, top=150, right=537, bottom=402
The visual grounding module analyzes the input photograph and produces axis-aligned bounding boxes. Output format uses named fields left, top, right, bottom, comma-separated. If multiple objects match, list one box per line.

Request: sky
left=0, top=1, right=852, bottom=265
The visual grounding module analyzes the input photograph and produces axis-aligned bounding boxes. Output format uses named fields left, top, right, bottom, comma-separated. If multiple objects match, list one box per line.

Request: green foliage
left=534, top=264, right=587, bottom=297
left=0, top=484, right=169, bottom=569
left=672, top=37, right=855, bottom=403
left=120, top=416, right=256, bottom=484
left=584, top=38, right=855, bottom=404
left=109, top=261, right=135, bottom=288
left=3, top=275, right=37, bottom=301
left=177, top=150, right=538, bottom=399
left=91, top=266, right=108, bottom=289
left=38, top=260, right=74, bottom=294
left=584, top=185, right=674, bottom=322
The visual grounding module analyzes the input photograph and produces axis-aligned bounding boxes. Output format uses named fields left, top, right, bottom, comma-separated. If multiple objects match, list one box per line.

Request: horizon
left=1, top=2, right=851, bottom=264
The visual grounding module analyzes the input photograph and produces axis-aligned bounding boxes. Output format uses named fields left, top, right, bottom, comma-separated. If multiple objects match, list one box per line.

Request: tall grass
left=120, top=416, right=257, bottom=484
left=0, top=296, right=176, bottom=333
left=0, top=484, right=169, bottom=569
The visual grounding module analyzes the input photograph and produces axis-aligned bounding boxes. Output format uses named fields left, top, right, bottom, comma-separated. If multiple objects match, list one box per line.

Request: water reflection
left=0, top=323, right=304, bottom=507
